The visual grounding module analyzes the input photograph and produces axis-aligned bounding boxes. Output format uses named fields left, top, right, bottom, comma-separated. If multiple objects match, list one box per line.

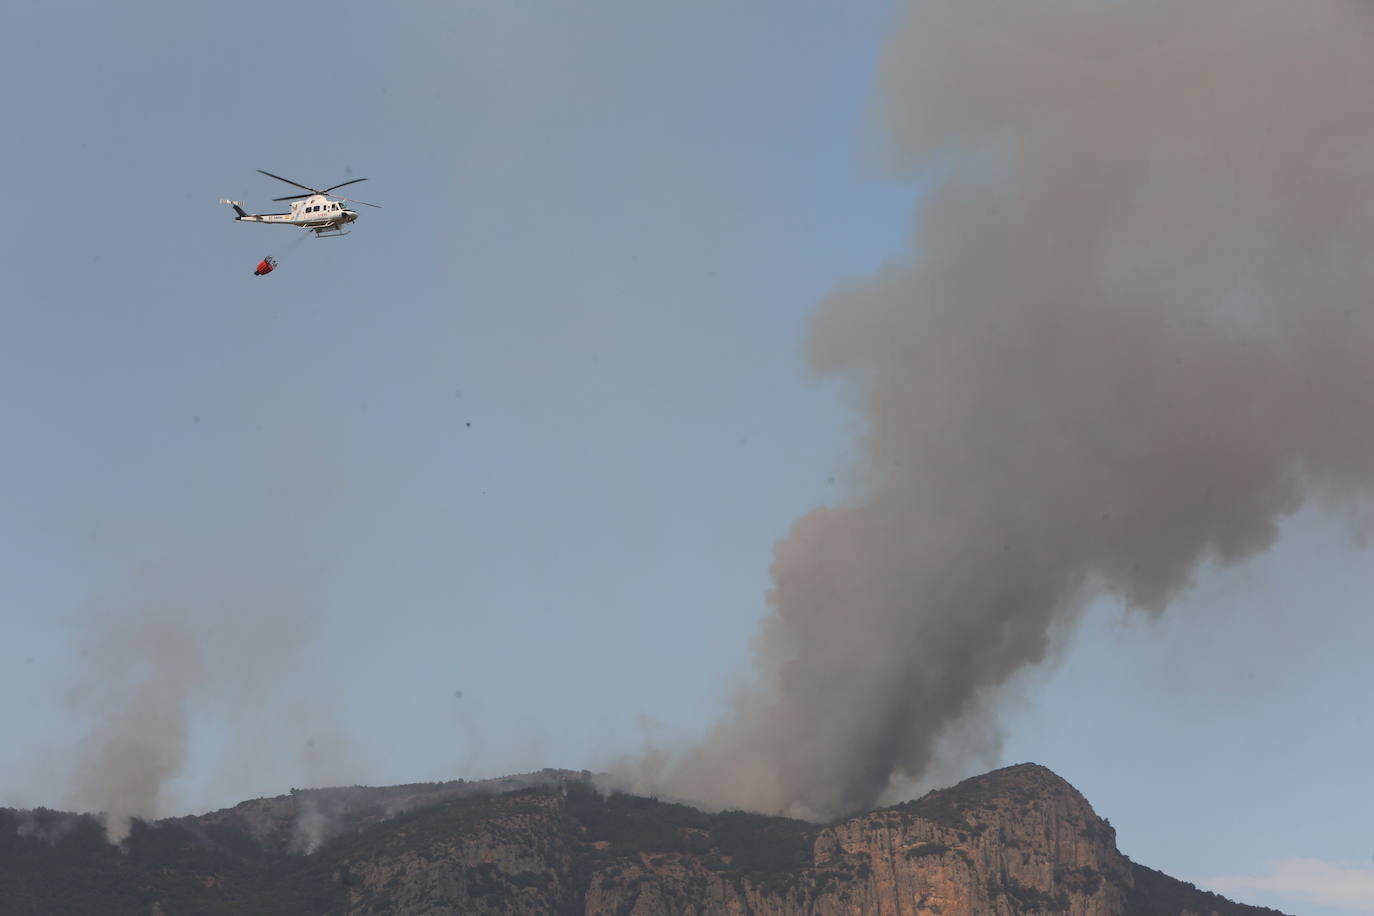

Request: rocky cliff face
left=0, top=764, right=1285, bottom=915
left=811, top=764, right=1132, bottom=915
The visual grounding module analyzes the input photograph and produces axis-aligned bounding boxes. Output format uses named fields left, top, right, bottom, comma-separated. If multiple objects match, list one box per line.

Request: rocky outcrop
left=563, top=764, right=1132, bottom=916
left=805, top=764, right=1131, bottom=915
left=0, top=764, right=1286, bottom=915
left=340, top=790, right=572, bottom=914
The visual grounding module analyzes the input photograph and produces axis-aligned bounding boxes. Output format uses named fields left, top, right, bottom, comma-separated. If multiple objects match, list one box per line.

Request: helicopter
left=220, top=170, right=380, bottom=238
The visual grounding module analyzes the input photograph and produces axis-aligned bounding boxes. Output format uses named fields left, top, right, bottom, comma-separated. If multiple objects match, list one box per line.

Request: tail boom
left=220, top=199, right=295, bottom=223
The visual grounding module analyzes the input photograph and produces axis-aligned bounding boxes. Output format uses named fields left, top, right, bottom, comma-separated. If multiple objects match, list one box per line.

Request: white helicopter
left=220, top=170, right=380, bottom=238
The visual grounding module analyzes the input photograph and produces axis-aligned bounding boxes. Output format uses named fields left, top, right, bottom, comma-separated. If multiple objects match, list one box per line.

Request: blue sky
left=2, top=2, right=1370, bottom=913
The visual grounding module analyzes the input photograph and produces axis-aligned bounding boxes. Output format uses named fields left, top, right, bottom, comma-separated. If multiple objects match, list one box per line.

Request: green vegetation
left=905, top=842, right=951, bottom=859
left=1056, top=865, right=1102, bottom=897
left=0, top=807, right=347, bottom=915
left=1002, top=877, right=1071, bottom=913
left=562, top=783, right=815, bottom=875
left=1127, top=862, right=1290, bottom=916
left=896, top=763, right=1059, bottom=830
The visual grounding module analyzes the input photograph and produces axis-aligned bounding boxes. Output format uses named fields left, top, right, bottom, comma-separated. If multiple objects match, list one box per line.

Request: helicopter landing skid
left=312, top=226, right=350, bottom=238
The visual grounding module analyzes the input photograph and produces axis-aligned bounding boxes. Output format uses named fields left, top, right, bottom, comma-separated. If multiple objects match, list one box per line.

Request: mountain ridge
left=0, top=763, right=1287, bottom=915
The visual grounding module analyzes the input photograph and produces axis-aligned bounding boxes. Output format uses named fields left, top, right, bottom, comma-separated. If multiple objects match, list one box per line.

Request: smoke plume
left=656, top=0, right=1374, bottom=819
left=63, top=614, right=202, bottom=842
left=54, top=425, right=360, bottom=842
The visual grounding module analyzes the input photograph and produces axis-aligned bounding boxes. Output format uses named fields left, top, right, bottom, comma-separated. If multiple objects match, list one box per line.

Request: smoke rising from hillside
left=61, top=594, right=317, bottom=842
left=655, top=0, right=1374, bottom=819
left=56, top=439, right=356, bottom=842
left=64, top=615, right=202, bottom=842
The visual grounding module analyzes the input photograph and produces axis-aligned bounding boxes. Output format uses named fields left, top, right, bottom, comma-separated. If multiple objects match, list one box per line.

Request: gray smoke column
left=52, top=428, right=361, bottom=842
left=64, top=614, right=202, bottom=842
left=659, top=0, right=1374, bottom=819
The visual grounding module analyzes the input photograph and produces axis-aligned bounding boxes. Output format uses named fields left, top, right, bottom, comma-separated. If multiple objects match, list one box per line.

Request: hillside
left=0, top=764, right=1286, bottom=915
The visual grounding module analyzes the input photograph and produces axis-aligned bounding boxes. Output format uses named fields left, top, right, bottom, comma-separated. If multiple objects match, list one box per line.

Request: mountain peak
left=887, top=761, right=1100, bottom=833
left=942, top=761, right=1084, bottom=799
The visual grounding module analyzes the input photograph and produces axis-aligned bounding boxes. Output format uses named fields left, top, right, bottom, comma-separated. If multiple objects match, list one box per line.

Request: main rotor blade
left=321, top=177, right=368, bottom=194
left=334, top=195, right=382, bottom=208
left=257, top=170, right=320, bottom=194
left=274, top=193, right=313, bottom=201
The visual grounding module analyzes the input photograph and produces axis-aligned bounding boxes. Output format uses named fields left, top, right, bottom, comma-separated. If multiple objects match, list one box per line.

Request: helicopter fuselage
left=223, top=171, right=377, bottom=237
left=222, top=194, right=358, bottom=237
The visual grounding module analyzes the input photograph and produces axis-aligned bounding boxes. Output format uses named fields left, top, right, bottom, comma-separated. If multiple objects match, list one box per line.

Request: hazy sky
left=2, top=2, right=1370, bottom=914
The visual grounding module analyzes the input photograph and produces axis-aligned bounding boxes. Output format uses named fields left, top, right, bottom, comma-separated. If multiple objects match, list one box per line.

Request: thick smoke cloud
left=657, top=0, right=1374, bottom=819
